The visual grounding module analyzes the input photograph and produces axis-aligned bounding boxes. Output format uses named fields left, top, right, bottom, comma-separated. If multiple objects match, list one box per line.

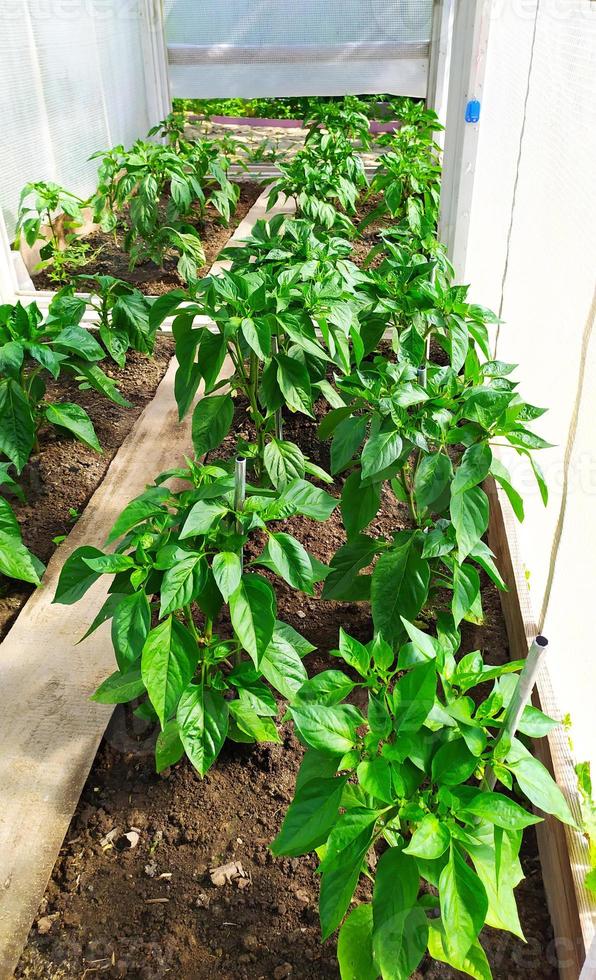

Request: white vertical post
left=439, top=0, right=492, bottom=278
left=140, top=0, right=172, bottom=127
left=426, top=0, right=454, bottom=135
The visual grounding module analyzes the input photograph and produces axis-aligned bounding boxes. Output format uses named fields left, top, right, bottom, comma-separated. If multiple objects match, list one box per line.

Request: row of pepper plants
left=6, top=99, right=578, bottom=977
left=1, top=115, right=259, bottom=584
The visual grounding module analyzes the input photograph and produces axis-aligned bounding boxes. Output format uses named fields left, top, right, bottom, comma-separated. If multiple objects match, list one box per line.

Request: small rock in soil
left=36, top=915, right=58, bottom=935
left=209, top=860, right=249, bottom=888
left=274, top=964, right=293, bottom=979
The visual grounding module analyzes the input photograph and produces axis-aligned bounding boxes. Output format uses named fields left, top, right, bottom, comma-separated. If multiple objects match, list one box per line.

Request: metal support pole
left=271, top=336, right=283, bottom=440
left=234, top=455, right=246, bottom=571
left=482, top=635, right=549, bottom=792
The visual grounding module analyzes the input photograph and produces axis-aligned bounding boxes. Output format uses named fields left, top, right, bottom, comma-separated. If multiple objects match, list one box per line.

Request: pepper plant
left=54, top=459, right=336, bottom=773
left=149, top=257, right=378, bottom=481
left=360, top=113, right=443, bottom=233
left=54, top=275, right=156, bottom=367
left=273, top=622, right=575, bottom=979
left=14, top=180, right=86, bottom=269
left=267, top=129, right=368, bottom=233
left=0, top=299, right=130, bottom=473
left=91, top=137, right=240, bottom=281
left=320, top=355, right=549, bottom=640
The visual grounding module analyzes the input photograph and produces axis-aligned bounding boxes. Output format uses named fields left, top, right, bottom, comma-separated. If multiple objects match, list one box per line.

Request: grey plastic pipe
left=482, top=634, right=549, bottom=792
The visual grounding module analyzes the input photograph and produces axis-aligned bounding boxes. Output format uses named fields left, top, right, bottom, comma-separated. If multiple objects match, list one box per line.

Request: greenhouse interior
left=0, top=1, right=595, bottom=978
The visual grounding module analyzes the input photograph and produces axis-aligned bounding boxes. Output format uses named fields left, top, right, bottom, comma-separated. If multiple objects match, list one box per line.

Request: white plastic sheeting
left=464, top=0, right=596, bottom=941
left=0, top=0, right=159, bottom=238
left=164, top=0, right=434, bottom=98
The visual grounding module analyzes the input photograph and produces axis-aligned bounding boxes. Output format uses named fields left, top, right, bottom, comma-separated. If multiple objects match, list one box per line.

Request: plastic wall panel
left=464, top=2, right=538, bottom=312
left=164, top=0, right=433, bottom=97
left=465, top=1, right=596, bottom=771
left=0, top=1, right=154, bottom=237
left=165, top=0, right=433, bottom=45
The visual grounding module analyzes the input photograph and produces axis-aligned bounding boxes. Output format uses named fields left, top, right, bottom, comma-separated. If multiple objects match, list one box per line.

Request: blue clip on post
left=465, top=99, right=481, bottom=123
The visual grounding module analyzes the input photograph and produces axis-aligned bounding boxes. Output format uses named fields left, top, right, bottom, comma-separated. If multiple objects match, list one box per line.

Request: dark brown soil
left=15, top=401, right=558, bottom=980
left=0, top=335, right=175, bottom=641
left=33, top=182, right=263, bottom=296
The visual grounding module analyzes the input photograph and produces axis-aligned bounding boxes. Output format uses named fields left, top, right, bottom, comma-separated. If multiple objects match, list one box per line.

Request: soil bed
left=0, top=335, right=175, bottom=642
left=16, top=398, right=558, bottom=980
left=32, top=182, right=263, bottom=296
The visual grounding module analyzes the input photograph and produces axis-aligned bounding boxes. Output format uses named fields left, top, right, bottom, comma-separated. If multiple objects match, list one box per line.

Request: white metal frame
left=426, top=0, right=454, bottom=130
left=140, top=0, right=172, bottom=124
left=439, top=0, right=492, bottom=277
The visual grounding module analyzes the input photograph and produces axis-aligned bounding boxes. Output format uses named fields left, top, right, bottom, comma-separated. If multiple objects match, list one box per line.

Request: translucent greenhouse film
left=0, top=0, right=158, bottom=237
left=164, top=0, right=434, bottom=98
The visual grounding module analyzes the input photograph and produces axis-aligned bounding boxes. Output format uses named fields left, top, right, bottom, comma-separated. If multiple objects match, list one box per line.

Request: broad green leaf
left=191, top=393, right=234, bottom=457
left=228, top=573, right=276, bottom=665
left=341, top=470, right=381, bottom=537
left=259, top=621, right=311, bottom=699
left=372, top=849, right=427, bottom=980
left=241, top=316, right=270, bottom=359
left=263, top=439, right=305, bottom=488
left=294, top=670, right=355, bottom=707
left=414, top=452, right=453, bottom=513
left=106, top=487, right=170, bottom=543
left=258, top=532, right=316, bottom=593
left=159, top=554, right=206, bottom=616
left=371, top=536, right=430, bottom=644
left=289, top=703, right=364, bottom=754
left=111, top=590, right=150, bottom=669
left=432, top=738, right=478, bottom=786
left=44, top=402, right=101, bottom=453
left=83, top=553, right=135, bottom=574
left=282, top=478, right=336, bottom=520
left=404, top=814, right=451, bottom=859
left=180, top=501, right=227, bottom=538
left=427, top=921, right=492, bottom=980
left=212, top=551, right=242, bottom=602
left=393, top=661, right=436, bottom=735
left=450, top=486, right=489, bottom=562
left=357, top=757, right=393, bottom=804
left=0, top=528, right=43, bottom=584
left=507, top=739, right=576, bottom=826
left=459, top=791, right=542, bottom=831
left=361, top=430, right=403, bottom=481
left=464, top=823, right=525, bottom=937
left=228, top=700, right=280, bottom=742
left=320, top=819, right=377, bottom=939
left=177, top=684, right=229, bottom=775
left=271, top=775, right=348, bottom=857
left=54, top=545, right=104, bottom=604
left=141, top=616, right=199, bottom=727
left=439, top=845, right=488, bottom=969
left=337, top=628, right=370, bottom=677
left=91, top=667, right=146, bottom=704
left=452, top=443, right=492, bottom=495
left=452, top=563, right=482, bottom=626
left=322, top=534, right=378, bottom=601
left=0, top=378, right=35, bottom=472
left=155, top=718, right=184, bottom=772
left=276, top=353, right=313, bottom=416
left=331, top=415, right=367, bottom=475
left=338, top=905, right=377, bottom=980
left=490, top=457, right=524, bottom=522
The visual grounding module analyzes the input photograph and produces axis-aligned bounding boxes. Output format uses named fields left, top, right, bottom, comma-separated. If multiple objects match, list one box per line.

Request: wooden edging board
left=487, top=476, right=595, bottom=979
left=0, top=189, right=292, bottom=979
